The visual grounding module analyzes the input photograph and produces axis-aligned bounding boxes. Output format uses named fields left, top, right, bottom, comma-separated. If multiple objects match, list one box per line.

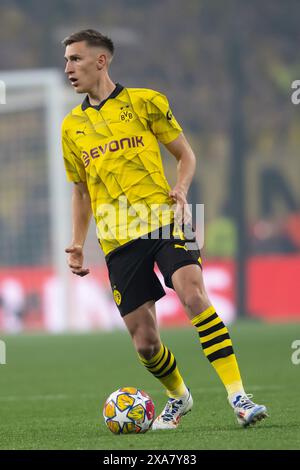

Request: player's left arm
left=165, top=133, right=196, bottom=224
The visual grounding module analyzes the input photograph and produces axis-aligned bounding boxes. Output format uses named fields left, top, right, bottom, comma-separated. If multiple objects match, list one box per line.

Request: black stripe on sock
left=201, top=333, right=231, bottom=350
left=152, top=349, right=172, bottom=377
left=156, top=359, right=177, bottom=378
left=194, top=312, right=218, bottom=328
left=198, top=321, right=225, bottom=338
left=143, top=345, right=166, bottom=370
left=206, top=346, right=234, bottom=362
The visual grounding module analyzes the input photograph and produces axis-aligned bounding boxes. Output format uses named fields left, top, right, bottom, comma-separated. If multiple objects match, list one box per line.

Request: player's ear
left=96, top=53, right=107, bottom=70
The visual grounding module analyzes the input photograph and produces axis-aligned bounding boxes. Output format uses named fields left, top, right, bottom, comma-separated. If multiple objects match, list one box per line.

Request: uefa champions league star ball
left=103, top=387, right=155, bottom=434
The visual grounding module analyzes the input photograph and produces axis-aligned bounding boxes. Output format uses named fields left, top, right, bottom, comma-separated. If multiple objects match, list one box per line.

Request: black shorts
left=105, top=224, right=202, bottom=317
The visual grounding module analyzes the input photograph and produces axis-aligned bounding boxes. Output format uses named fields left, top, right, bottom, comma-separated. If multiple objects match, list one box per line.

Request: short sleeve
left=147, top=92, right=182, bottom=144
left=61, top=122, right=86, bottom=183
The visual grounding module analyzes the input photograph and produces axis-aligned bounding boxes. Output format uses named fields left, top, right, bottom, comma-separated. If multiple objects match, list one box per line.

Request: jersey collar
left=81, top=83, right=124, bottom=111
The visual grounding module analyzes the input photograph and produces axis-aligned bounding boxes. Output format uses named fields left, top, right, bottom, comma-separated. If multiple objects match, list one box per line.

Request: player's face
left=64, top=41, right=105, bottom=93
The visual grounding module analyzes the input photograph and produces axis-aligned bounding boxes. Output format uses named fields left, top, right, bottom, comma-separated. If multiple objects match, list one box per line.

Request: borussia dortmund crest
left=113, top=289, right=122, bottom=305
left=120, top=105, right=134, bottom=122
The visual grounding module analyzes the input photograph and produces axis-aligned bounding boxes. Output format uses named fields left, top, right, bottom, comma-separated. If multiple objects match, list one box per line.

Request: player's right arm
left=65, top=182, right=92, bottom=277
left=62, top=117, right=92, bottom=276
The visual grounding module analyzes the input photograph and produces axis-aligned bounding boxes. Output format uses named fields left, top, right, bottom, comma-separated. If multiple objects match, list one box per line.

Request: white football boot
left=230, top=394, right=268, bottom=427
left=152, top=389, right=193, bottom=430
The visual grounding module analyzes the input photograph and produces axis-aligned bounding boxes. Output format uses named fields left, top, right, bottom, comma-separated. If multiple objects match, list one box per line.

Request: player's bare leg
left=172, top=264, right=268, bottom=427
left=122, top=300, right=161, bottom=360
left=123, top=300, right=192, bottom=429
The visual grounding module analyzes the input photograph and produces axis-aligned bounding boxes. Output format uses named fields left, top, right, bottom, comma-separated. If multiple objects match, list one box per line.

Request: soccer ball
left=103, top=386, right=155, bottom=434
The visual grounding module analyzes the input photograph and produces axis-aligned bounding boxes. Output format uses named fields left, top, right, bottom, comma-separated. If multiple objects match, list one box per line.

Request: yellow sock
left=191, top=306, right=245, bottom=396
left=139, top=343, right=188, bottom=398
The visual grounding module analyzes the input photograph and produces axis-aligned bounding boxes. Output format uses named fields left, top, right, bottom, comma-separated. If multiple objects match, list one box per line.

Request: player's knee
left=136, top=339, right=161, bottom=361
left=181, top=283, right=209, bottom=314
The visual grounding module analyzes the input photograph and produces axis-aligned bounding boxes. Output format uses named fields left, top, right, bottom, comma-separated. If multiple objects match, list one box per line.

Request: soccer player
left=62, top=29, right=268, bottom=429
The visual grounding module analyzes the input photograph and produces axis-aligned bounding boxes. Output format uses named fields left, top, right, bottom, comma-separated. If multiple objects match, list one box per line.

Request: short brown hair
left=62, top=29, right=114, bottom=56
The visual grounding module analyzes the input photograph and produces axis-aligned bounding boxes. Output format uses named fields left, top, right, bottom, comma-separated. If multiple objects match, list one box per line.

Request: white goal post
left=0, top=69, right=70, bottom=329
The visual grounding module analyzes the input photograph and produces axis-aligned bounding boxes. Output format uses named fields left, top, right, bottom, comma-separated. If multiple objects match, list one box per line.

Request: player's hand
left=169, top=186, right=192, bottom=226
left=65, top=244, right=90, bottom=277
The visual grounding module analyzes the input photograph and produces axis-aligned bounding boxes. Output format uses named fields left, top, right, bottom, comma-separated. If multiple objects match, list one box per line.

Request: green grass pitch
left=0, top=322, right=299, bottom=450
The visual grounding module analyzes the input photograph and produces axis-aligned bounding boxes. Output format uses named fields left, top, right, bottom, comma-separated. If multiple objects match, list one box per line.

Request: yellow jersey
left=62, top=84, right=182, bottom=255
